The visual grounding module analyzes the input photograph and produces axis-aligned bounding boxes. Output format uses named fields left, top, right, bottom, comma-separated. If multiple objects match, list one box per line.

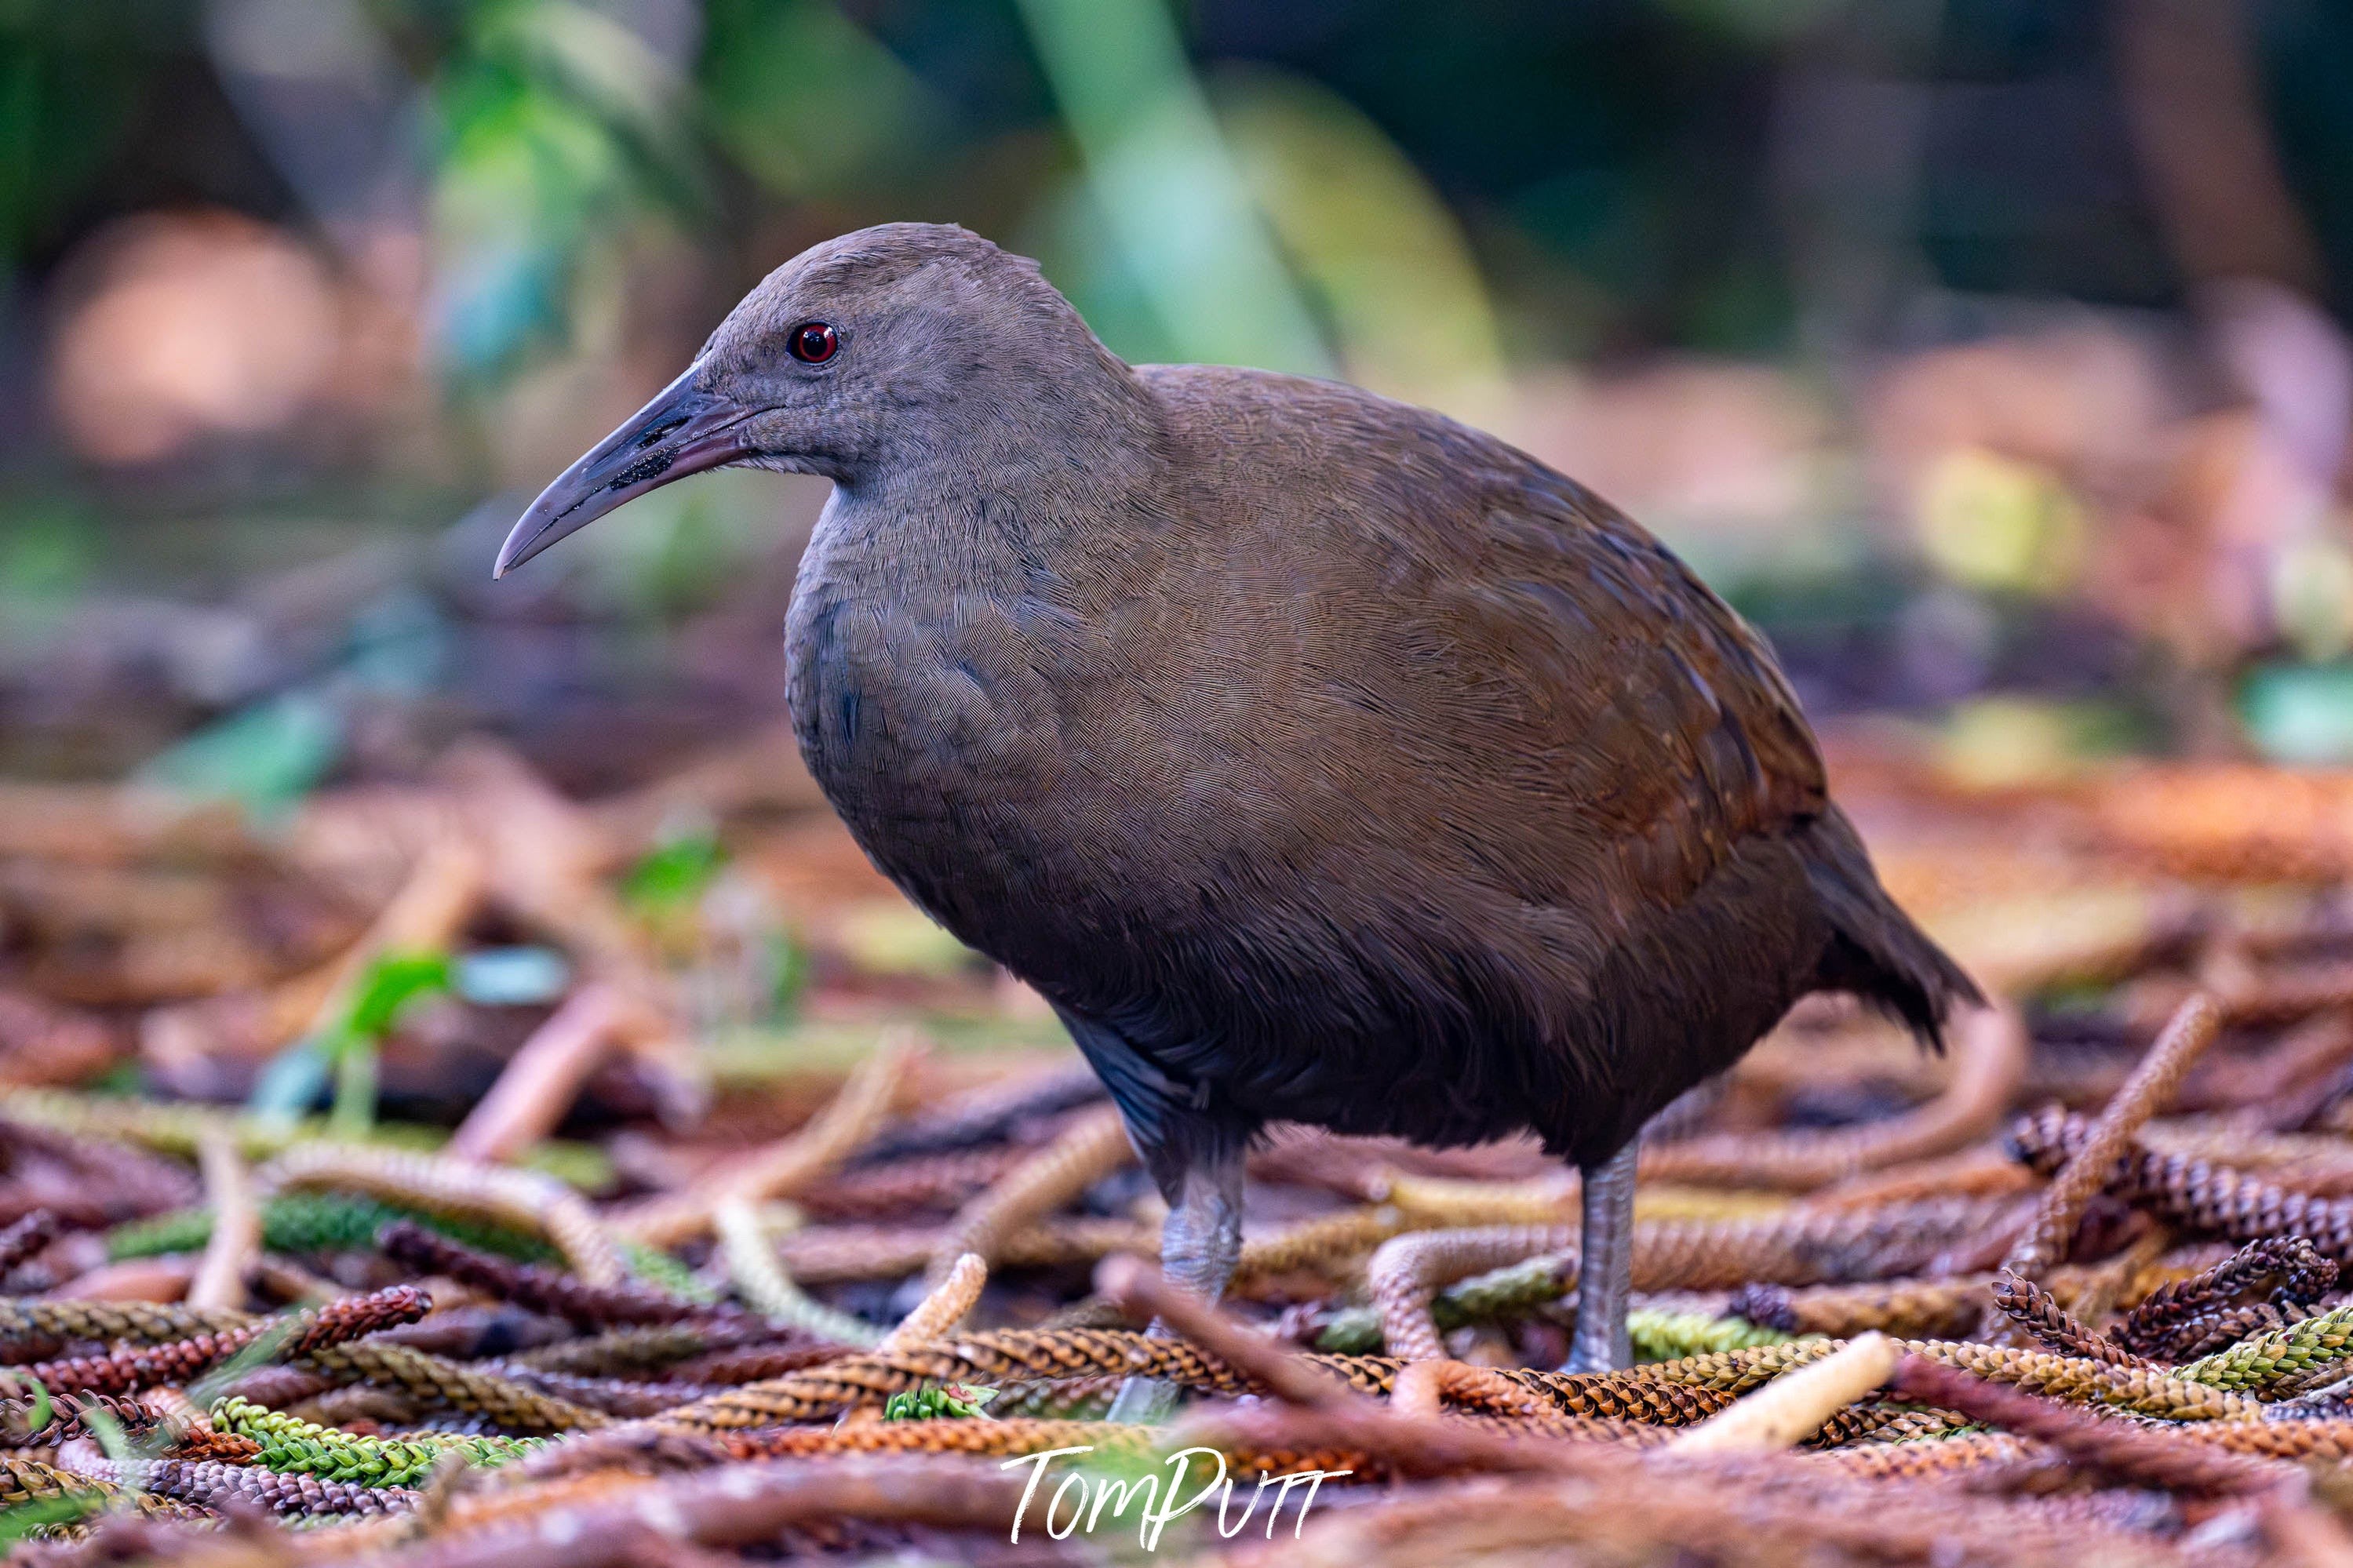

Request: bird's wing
left=1099, top=365, right=1831, bottom=948
left=1131, top=364, right=1826, bottom=907
left=1430, top=469, right=1830, bottom=915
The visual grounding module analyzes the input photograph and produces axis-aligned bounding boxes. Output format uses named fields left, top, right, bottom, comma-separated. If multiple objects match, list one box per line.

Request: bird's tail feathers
left=1797, top=806, right=1984, bottom=1051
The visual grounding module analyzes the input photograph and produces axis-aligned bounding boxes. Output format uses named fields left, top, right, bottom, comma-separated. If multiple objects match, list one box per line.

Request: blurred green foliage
left=0, top=2, right=175, bottom=260
left=622, top=824, right=727, bottom=911
left=0, top=505, right=93, bottom=647
left=428, top=1, right=711, bottom=373
left=246, top=948, right=451, bottom=1133
left=136, top=690, right=343, bottom=811
left=5, top=0, right=2353, bottom=771
left=339, top=950, right=455, bottom=1043
left=702, top=0, right=939, bottom=197
left=7, top=0, right=2348, bottom=386
left=328, top=948, right=453, bottom=1134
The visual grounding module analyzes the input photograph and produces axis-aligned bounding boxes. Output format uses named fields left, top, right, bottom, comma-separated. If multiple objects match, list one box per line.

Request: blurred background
left=5, top=0, right=2353, bottom=793
left=3, top=0, right=2353, bottom=1121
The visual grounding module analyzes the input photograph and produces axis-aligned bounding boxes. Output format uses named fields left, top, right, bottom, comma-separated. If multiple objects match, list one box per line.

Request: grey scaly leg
left=1564, top=1134, right=1639, bottom=1373
left=1106, top=1150, right=1244, bottom=1423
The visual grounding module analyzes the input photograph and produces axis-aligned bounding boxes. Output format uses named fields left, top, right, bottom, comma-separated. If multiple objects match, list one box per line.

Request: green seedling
left=326, top=951, right=453, bottom=1137
left=249, top=950, right=453, bottom=1136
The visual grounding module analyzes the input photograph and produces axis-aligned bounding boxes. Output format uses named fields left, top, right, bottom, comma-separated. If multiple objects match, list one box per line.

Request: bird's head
left=494, top=222, right=1129, bottom=577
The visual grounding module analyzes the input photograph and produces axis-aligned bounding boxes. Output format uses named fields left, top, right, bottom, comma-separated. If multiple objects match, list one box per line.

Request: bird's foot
left=1105, top=1374, right=1181, bottom=1424
left=1105, top=1145, right=1244, bottom=1423
left=1560, top=1341, right=1619, bottom=1376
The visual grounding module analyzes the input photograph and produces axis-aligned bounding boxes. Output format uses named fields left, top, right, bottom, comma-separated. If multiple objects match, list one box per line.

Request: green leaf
left=327, top=950, right=451, bottom=1139
left=253, top=949, right=450, bottom=1136
left=880, top=1381, right=999, bottom=1421
left=621, top=830, right=726, bottom=912
left=339, top=951, right=454, bottom=1045
left=942, top=1382, right=999, bottom=1414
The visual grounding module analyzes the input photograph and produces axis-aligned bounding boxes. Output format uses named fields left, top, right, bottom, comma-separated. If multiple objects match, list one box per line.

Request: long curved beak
left=493, top=365, right=758, bottom=578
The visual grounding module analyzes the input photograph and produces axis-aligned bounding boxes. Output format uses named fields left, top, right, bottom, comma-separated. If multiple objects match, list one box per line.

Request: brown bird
left=499, top=224, right=1979, bottom=1381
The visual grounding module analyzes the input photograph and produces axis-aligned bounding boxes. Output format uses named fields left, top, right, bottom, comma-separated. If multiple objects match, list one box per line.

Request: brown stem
left=187, top=1133, right=256, bottom=1313
left=449, top=984, right=650, bottom=1164
left=1098, top=1254, right=1359, bottom=1410
left=1887, top=1353, right=2276, bottom=1494
left=2003, top=992, right=2220, bottom=1278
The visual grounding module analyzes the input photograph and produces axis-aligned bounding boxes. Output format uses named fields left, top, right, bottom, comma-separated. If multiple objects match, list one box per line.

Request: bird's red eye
left=789, top=322, right=840, bottom=364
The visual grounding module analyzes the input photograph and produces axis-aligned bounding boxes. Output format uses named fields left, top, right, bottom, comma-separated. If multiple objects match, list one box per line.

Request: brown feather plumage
left=504, top=220, right=1980, bottom=1199
left=756, top=227, right=1979, bottom=1186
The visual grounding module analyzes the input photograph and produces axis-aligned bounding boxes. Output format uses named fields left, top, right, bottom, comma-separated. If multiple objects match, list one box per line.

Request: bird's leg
left=1156, top=1151, right=1246, bottom=1302
left=1105, top=1148, right=1243, bottom=1423
left=1564, top=1134, right=1640, bottom=1373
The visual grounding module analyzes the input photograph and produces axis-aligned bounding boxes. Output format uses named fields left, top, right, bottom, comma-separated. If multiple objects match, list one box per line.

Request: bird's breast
left=788, top=579, right=1040, bottom=831
left=783, top=526, right=1117, bottom=961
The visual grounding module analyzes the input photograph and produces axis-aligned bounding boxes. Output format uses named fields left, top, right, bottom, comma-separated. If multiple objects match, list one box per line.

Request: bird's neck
left=836, top=371, right=1178, bottom=578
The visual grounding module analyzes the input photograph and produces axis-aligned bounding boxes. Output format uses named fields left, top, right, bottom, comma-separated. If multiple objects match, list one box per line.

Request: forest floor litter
left=2, top=729, right=2353, bottom=1563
